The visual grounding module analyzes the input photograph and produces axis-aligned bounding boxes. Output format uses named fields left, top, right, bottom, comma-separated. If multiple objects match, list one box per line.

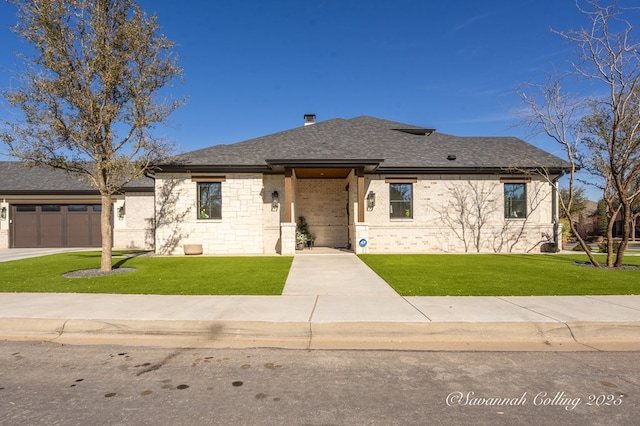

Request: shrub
left=598, top=240, right=621, bottom=253
left=572, top=243, right=591, bottom=252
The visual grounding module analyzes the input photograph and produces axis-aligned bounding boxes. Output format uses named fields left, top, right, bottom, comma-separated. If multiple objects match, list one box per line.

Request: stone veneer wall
left=153, top=172, right=557, bottom=256
left=363, top=174, right=555, bottom=253
left=154, top=173, right=268, bottom=255
left=262, top=174, right=285, bottom=254
left=113, top=192, right=155, bottom=250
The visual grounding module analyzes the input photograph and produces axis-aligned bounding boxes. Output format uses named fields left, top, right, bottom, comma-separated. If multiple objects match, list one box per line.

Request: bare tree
left=556, top=0, right=640, bottom=267
left=519, top=78, right=601, bottom=266
left=559, top=186, right=587, bottom=219
left=1, top=0, right=183, bottom=271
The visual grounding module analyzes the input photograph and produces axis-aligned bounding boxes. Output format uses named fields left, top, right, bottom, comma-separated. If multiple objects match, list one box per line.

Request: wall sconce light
left=367, top=191, right=376, bottom=210
left=1, top=207, right=6, bottom=220
left=271, top=190, right=279, bottom=211
left=117, top=204, right=125, bottom=219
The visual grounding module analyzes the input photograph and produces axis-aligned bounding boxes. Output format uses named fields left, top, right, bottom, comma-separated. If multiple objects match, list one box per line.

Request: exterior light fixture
left=367, top=191, right=376, bottom=210
left=1, top=207, right=6, bottom=219
left=271, top=190, right=279, bottom=211
left=117, top=204, right=125, bottom=219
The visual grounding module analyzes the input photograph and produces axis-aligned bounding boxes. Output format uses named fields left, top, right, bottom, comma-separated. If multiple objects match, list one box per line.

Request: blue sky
left=0, top=0, right=636, bottom=171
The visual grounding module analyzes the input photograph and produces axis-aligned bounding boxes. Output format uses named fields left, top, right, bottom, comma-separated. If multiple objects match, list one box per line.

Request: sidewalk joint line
left=497, top=296, right=563, bottom=322
left=585, top=295, right=640, bottom=312
left=401, top=297, right=432, bottom=321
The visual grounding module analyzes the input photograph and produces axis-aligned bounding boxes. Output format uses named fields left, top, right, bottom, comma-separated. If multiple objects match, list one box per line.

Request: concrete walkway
left=283, top=250, right=400, bottom=296
left=0, top=247, right=93, bottom=262
left=1, top=248, right=640, bottom=351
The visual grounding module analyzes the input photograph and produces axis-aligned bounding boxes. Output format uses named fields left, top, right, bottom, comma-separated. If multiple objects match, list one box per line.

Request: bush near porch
left=358, top=254, right=640, bottom=296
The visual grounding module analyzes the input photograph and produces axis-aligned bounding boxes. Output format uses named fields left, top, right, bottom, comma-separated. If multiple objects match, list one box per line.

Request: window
left=68, top=205, right=88, bottom=212
left=389, top=183, right=413, bottom=218
left=504, top=183, right=526, bottom=218
left=198, top=182, right=221, bottom=219
left=41, top=205, right=61, bottom=212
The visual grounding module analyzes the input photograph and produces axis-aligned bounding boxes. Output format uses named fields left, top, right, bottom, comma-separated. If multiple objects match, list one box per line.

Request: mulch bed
left=573, top=262, right=640, bottom=270
left=63, top=268, right=136, bottom=278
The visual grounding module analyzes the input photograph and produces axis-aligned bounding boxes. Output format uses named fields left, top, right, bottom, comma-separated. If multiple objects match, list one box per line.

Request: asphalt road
left=1, top=341, right=638, bottom=425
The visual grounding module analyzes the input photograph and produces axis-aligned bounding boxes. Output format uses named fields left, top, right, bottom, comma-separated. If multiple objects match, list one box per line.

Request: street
left=0, top=341, right=638, bottom=425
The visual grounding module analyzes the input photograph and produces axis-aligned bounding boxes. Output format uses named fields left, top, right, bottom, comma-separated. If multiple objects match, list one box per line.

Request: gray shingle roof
left=169, top=116, right=569, bottom=173
left=0, top=162, right=154, bottom=193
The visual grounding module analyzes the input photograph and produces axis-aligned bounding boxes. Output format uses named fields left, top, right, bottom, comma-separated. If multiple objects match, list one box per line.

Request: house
left=0, top=116, right=569, bottom=254
left=0, top=162, right=154, bottom=249
left=153, top=115, right=569, bottom=255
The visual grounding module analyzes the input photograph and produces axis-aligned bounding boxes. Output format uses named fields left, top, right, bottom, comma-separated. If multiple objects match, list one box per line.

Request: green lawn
left=0, top=251, right=293, bottom=295
left=2, top=251, right=639, bottom=296
left=359, top=253, right=640, bottom=296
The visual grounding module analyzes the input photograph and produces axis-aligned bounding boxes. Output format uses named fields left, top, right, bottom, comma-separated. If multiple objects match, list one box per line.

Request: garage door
left=12, top=204, right=103, bottom=248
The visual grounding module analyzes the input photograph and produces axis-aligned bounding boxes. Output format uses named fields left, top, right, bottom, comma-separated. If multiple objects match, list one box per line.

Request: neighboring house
left=612, top=208, right=640, bottom=241
left=154, top=115, right=569, bottom=255
left=0, top=162, right=154, bottom=249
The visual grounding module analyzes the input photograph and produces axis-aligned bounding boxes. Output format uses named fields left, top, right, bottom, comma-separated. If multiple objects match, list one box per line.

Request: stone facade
left=363, top=174, right=555, bottom=253
left=153, top=171, right=558, bottom=256
left=154, top=172, right=280, bottom=255
left=113, top=192, right=155, bottom=250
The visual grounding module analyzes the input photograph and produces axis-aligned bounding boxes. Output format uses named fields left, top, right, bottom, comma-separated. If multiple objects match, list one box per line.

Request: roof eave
left=375, top=166, right=569, bottom=175
left=265, top=158, right=384, bottom=173
left=0, top=190, right=101, bottom=196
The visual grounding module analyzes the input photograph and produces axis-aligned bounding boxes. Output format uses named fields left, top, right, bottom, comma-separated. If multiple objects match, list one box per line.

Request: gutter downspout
left=551, top=173, right=562, bottom=252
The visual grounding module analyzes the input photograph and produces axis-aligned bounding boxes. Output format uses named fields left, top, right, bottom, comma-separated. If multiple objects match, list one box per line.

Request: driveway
left=0, top=248, right=94, bottom=263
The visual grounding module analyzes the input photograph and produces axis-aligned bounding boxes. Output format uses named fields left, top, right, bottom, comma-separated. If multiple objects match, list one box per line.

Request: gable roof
left=0, top=162, right=154, bottom=194
left=165, top=116, right=570, bottom=174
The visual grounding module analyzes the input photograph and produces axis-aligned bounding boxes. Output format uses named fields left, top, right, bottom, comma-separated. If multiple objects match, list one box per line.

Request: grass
left=1, top=251, right=639, bottom=296
left=359, top=253, right=640, bottom=296
left=0, top=251, right=293, bottom=295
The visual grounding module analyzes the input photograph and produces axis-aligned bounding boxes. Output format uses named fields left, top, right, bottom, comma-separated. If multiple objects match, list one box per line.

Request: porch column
left=280, top=222, right=296, bottom=255
left=357, top=168, right=365, bottom=222
left=280, top=168, right=295, bottom=255
left=284, top=168, right=293, bottom=223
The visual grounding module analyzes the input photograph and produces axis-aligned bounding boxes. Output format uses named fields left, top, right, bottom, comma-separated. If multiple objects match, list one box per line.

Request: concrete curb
left=2, top=317, right=640, bottom=351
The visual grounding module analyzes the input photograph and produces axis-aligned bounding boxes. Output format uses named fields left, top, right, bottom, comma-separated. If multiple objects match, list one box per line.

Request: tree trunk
left=614, top=203, right=631, bottom=267
left=100, top=193, right=113, bottom=272
left=606, top=208, right=615, bottom=267
left=571, top=221, right=601, bottom=267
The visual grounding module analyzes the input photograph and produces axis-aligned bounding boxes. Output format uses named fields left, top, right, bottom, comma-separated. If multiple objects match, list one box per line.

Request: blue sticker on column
left=359, top=238, right=367, bottom=247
